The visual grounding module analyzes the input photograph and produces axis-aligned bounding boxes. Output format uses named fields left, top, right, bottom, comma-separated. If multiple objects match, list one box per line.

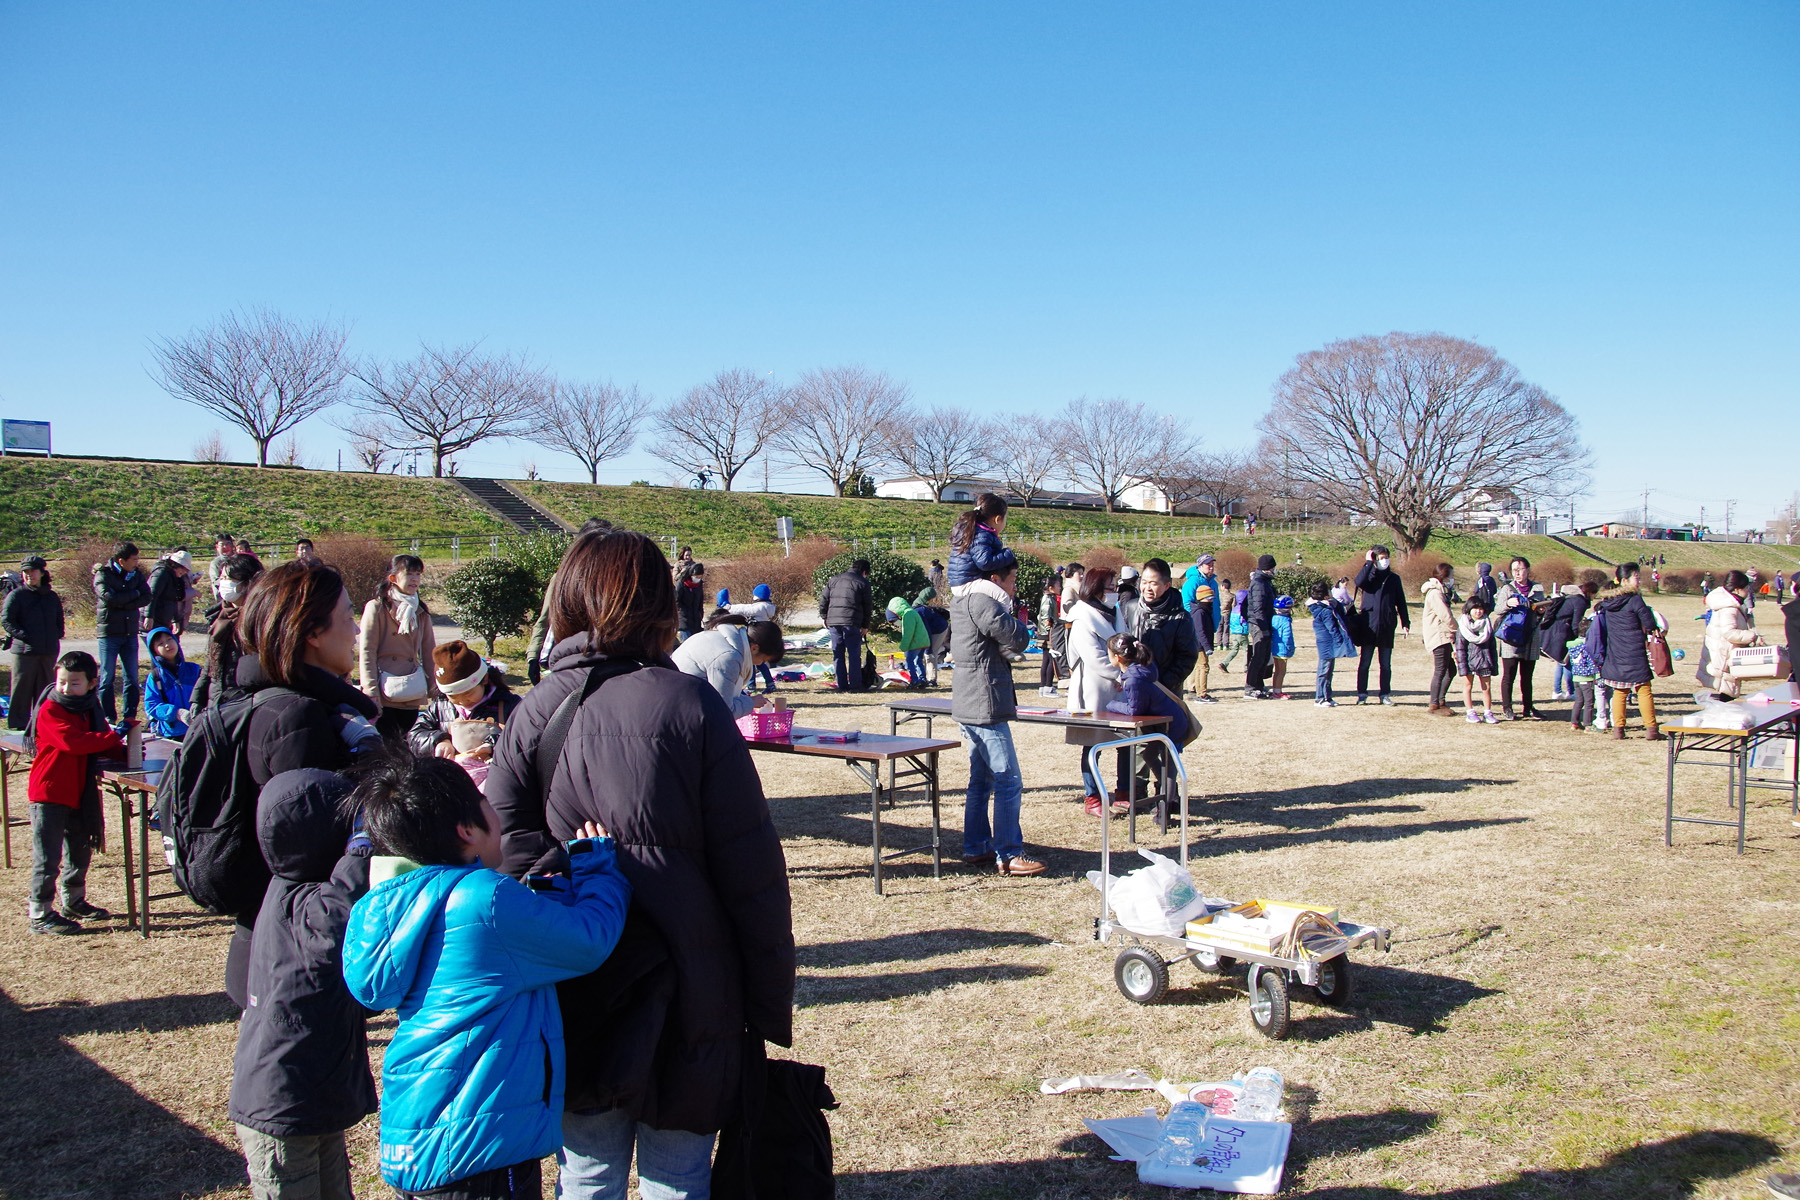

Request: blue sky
left=1, top=2, right=1794, bottom=530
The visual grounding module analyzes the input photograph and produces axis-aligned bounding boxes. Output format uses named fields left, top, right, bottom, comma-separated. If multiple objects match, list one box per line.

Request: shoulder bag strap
left=534, top=659, right=644, bottom=797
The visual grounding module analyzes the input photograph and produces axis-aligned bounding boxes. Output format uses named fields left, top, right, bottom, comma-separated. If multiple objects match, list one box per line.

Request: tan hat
left=432, top=640, right=488, bottom=695
left=168, top=550, right=194, bottom=571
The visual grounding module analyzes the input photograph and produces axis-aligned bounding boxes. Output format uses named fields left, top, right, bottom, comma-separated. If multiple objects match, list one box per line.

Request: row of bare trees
left=149, top=311, right=1589, bottom=550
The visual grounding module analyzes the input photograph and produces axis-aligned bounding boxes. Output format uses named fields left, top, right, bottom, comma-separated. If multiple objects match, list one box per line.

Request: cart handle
left=1087, top=732, right=1189, bottom=940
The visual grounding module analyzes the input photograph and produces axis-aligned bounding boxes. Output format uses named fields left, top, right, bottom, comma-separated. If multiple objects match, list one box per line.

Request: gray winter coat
left=950, top=581, right=1029, bottom=725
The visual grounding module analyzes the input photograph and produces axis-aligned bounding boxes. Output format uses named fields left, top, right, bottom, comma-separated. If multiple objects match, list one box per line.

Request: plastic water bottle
left=1148, top=1101, right=1210, bottom=1170
left=1239, top=1067, right=1284, bottom=1121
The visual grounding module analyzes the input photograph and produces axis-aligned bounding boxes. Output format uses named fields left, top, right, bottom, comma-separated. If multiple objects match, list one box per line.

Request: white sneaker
left=1037, top=686, right=1058, bottom=697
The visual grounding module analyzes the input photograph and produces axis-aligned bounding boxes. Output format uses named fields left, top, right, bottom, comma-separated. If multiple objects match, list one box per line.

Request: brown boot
left=1646, top=725, right=1664, bottom=742
left=1609, top=726, right=1626, bottom=740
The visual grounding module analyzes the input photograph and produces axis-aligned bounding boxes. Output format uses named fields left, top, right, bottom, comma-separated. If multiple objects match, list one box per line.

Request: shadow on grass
left=0, top=986, right=244, bottom=1198
left=1207, top=776, right=1517, bottom=808
left=799, top=928, right=1053, bottom=969
left=842, top=1129, right=1777, bottom=1199
left=796, top=964, right=1050, bottom=1008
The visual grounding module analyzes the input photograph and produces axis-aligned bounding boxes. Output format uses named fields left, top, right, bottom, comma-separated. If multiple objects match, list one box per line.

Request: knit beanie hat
left=1257, top=554, right=1277, bottom=571
left=432, top=640, right=487, bottom=695
left=753, top=583, right=772, bottom=600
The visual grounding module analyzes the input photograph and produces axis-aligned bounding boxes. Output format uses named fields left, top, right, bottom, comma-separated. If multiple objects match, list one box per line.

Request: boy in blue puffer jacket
left=342, top=755, right=631, bottom=1199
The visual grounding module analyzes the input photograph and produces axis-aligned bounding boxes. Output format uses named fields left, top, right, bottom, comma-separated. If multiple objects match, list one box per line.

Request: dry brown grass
left=315, top=535, right=400, bottom=610
left=1, top=592, right=1795, bottom=1198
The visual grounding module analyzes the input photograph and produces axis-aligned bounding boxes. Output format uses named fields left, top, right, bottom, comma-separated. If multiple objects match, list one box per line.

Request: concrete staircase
left=453, top=478, right=571, bottom=534
left=1546, top=533, right=1614, bottom=567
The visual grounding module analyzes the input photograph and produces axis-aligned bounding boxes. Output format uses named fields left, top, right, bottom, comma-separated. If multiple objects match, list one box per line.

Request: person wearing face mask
left=192, top=554, right=264, bottom=714
left=1352, top=546, right=1411, bottom=705
left=1493, top=556, right=1547, bottom=720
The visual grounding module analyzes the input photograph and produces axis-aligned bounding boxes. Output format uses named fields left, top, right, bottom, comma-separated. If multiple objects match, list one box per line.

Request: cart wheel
left=1192, top=945, right=1237, bottom=976
left=1114, top=947, right=1170, bottom=1005
left=1247, top=966, right=1291, bottom=1039
left=1308, top=954, right=1354, bottom=1008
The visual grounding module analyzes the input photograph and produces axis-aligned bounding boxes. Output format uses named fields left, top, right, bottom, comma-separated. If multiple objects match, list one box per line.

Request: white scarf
left=1456, top=614, right=1492, bottom=642
left=392, top=590, right=422, bottom=635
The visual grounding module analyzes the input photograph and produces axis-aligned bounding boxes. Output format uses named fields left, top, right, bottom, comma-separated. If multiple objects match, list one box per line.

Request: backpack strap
left=534, top=659, right=644, bottom=798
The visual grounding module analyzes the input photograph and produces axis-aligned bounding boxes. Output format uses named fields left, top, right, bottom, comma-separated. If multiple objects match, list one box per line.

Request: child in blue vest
left=1270, top=596, right=1296, bottom=699
left=342, top=755, right=631, bottom=1199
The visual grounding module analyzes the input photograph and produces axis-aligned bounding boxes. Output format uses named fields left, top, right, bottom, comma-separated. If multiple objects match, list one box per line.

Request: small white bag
left=380, top=667, right=428, bottom=703
left=1089, top=849, right=1209, bottom=938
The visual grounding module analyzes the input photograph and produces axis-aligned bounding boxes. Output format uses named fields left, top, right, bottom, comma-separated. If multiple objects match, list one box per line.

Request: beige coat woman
left=1696, top=586, right=1760, bottom=698
left=357, top=592, right=436, bottom=717
left=1419, top=577, right=1456, bottom=650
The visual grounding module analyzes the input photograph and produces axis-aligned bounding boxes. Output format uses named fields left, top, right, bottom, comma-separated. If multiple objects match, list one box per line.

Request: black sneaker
left=1194, top=695, right=1220, bottom=705
left=64, top=900, right=112, bottom=920
left=30, top=913, right=81, bottom=935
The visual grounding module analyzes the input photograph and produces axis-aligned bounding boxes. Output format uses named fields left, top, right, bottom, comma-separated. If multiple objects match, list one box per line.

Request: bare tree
left=649, top=369, right=790, bottom=491
left=1179, top=449, right=1259, bottom=519
left=338, top=415, right=394, bottom=473
left=352, top=344, right=547, bottom=477
left=988, top=415, right=1065, bottom=507
left=272, top=433, right=306, bottom=467
left=192, top=430, right=229, bottom=463
left=774, top=366, right=910, bottom=495
left=1056, top=397, right=1175, bottom=513
left=890, top=407, right=997, bottom=502
left=1258, top=332, right=1589, bottom=552
left=150, top=308, right=347, bottom=467
left=535, top=379, right=651, bottom=484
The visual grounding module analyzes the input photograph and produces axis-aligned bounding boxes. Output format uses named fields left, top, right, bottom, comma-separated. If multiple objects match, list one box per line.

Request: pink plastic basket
left=736, top=708, right=797, bottom=740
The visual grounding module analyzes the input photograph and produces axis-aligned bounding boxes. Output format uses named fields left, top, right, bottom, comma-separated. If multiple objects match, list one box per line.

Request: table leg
left=868, top=764, right=884, bottom=896
left=1126, top=744, right=1138, bottom=845
left=1737, top=742, right=1749, bottom=855
left=889, top=708, right=898, bottom=736
left=139, top=794, right=151, bottom=939
left=1790, top=722, right=1799, bottom=816
left=927, top=752, right=941, bottom=880
left=1, top=750, right=11, bottom=869
left=117, top=787, right=137, bottom=928
left=1664, top=734, right=1677, bottom=847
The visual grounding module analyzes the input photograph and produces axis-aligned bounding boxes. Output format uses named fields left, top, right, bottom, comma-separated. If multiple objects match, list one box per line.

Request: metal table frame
left=746, top=726, right=958, bottom=895
left=1665, top=709, right=1800, bottom=854
left=888, top=697, right=1181, bottom=840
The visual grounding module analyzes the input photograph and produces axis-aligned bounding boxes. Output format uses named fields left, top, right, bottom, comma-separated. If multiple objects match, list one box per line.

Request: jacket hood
left=886, top=595, right=914, bottom=615
left=963, top=579, right=1011, bottom=606
left=257, top=769, right=354, bottom=883
left=143, top=625, right=184, bottom=664
left=1705, top=587, right=1745, bottom=613
left=1597, top=580, right=1641, bottom=604
left=1476, top=563, right=1493, bottom=577
left=345, top=864, right=479, bottom=1012
left=1420, top=578, right=1445, bottom=595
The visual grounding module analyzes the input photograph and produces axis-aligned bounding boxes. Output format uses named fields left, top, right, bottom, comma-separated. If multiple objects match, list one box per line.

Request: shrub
left=500, top=532, right=573, bottom=595
left=440, top=557, right=538, bottom=654
left=1578, top=568, right=1610, bottom=591
left=1075, top=544, right=1127, bottom=575
left=1395, top=554, right=1445, bottom=593
left=1014, top=552, right=1055, bottom=616
left=1536, top=555, right=1576, bottom=588
left=714, top=537, right=839, bottom=623
left=1658, top=569, right=1698, bottom=595
left=1272, top=565, right=1328, bottom=603
left=315, top=535, right=399, bottom=610
left=812, top=547, right=930, bottom=633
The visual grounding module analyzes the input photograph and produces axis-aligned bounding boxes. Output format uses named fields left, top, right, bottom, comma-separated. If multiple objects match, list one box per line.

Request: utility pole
left=1642, top=488, right=1651, bottom=527
left=1724, top=499, right=1736, bottom=535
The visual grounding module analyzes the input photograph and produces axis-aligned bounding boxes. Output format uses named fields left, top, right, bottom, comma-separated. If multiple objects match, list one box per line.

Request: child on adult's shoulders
left=25, top=651, right=127, bottom=934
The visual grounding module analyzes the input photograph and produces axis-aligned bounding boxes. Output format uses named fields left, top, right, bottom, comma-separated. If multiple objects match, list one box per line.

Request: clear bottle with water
left=1147, top=1101, right=1211, bottom=1170
left=1238, top=1067, right=1284, bottom=1121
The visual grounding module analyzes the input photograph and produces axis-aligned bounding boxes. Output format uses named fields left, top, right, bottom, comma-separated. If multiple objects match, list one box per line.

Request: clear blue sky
left=2, top=2, right=1794, bottom=531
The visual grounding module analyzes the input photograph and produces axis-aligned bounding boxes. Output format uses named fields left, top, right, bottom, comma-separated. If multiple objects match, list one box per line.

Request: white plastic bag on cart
left=1087, top=849, right=1209, bottom=938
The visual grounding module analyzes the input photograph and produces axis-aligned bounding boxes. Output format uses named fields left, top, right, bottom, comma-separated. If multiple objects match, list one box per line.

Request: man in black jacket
left=1122, top=559, right=1200, bottom=691
left=1242, top=554, right=1277, bottom=699
left=1352, top=544, right=1412, bottom=705
left=821, top=559, right=874, bottom=691
left=145, top=550, right=192, bottom=633
left=2, top=556, right=62, bottom=730
left=91, top=541, right=151, bottom=722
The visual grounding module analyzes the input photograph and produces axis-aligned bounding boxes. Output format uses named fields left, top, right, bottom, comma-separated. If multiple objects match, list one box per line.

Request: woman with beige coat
left=1420, top=563, right=1458, bottom=713
left=1696, top=571, right=1761, bottom=700
left=356, top=553, right=436, bottom=740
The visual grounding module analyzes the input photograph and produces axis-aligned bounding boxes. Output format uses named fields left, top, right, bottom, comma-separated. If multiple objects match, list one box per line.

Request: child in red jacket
left=26, top=651, right=126, bottom=934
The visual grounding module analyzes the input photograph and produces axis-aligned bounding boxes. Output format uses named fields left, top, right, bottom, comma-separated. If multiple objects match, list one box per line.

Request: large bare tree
left=535, top=379, right=650, bottom=484
left=649, top=368, right=790, bottom=491
left=989, top=414, right=1064, bottom=507
left=889, top=407, right=998, bottom=503
left=1055, top=397, right=1176, bottom=513
left=352, top=344, right=547, bottom=477
left=774, top=365, right=910, bottom=495
left=1258, top=332, right=1589, bottom=551
left=150, top=308, right=347, bottom=467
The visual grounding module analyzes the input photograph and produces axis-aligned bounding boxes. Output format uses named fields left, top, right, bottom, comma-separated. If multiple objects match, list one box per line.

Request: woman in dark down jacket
left=485, top=529, right=794, bottom=1199
left=1594, top=561, right=1661, bottom=741
left=225, top=561, right=382, bottom=1008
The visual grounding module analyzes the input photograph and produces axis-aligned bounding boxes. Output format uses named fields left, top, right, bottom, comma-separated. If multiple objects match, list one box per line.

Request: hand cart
left=1089, top=735, right=1392, bottom=1039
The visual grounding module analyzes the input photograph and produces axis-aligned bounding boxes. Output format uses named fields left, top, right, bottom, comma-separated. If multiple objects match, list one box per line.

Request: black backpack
left=154, top=688, right=287, bottom=915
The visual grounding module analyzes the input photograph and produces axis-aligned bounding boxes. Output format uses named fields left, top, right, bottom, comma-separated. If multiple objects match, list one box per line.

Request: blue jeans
left=95, top=634, right=140, bottom=722
left=903, top=648, right=927, bottom=684
left=1553, top=662, right=1573, bottom=696
left=755, top=662, right=774, bottom=692
left=558, top=1107, right=717, bottom=1200
left=829, top=626, right=864, bottom=690
left=959, top=722, right=1023, bottom=860
left=1315, top=657, right=1335, bottom=702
